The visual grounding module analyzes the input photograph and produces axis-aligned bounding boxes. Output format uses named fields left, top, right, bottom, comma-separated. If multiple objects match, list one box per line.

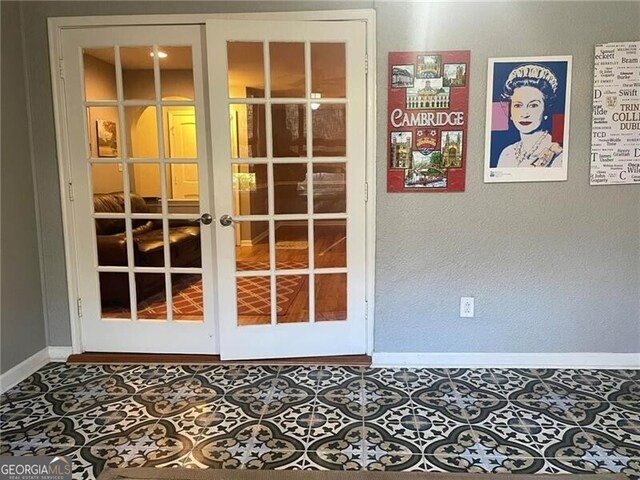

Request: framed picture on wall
left=96, top=119, right=118, bottom=158
left=484, top=56, right=572, bottom=183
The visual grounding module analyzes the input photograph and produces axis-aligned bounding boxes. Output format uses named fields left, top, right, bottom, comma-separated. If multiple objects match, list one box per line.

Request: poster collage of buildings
left=388, top=41, right=639, bottom=191
left=387, top=50, right=470, bottom=192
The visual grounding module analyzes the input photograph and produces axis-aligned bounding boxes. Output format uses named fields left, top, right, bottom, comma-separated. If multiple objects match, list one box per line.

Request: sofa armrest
left=96, top=234, right=128, bottom=266
left=132, top=220, right=156, bottom=236
left=165, top=219, right=195, bottom=228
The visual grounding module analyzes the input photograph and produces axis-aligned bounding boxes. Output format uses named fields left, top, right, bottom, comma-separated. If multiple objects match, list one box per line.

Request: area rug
left=235, top=260, right=306, bottom=316
left=98, top=468, right=625, bottom=480
left=236, top=274, right=305, bottom=316
left=103, top=262, right=307, bottom=319
left=102, top=274, right=203, bottom=320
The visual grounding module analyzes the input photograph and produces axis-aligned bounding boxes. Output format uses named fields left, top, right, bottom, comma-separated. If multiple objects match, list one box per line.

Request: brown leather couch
left=95, top=192, right=201, bottom=306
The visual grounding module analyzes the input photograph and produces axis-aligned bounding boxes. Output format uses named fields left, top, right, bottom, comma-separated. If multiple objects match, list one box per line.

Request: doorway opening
left=50, top=12, right=376, bottom=359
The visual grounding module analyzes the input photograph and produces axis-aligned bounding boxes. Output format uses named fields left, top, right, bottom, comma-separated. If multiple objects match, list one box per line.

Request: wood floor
left=235, top=223, right=347, bottom=326
left=99, top=224, right=348, bottom=327
left=66, top=352, right=371, bottom=366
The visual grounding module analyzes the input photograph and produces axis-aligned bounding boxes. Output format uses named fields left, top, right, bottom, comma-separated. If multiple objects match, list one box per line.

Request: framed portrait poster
left=484, top=56, right=572, bottom=183
left=387, top=50, right=470, bottom=192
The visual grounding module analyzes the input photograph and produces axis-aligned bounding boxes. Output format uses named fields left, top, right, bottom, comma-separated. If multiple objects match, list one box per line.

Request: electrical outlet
left=460, top=297, right=474, bottom=318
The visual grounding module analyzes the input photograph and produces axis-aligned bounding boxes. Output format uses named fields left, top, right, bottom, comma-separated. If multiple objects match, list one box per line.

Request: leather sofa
left=95, top=192, right=201, bottom=307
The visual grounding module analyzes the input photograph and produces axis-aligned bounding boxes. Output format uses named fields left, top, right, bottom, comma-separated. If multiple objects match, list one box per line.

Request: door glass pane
left=272, top=104, right=306, bottom=157
left=230, top=104, right=266, bottom=158
left=91, top=163, right=124, bottom=195
left=166, top=163, right=199, bottom=214
left=227, top=42, right=265, bottom=99
left=135, top=273, right=166, bottom=320
left=87, top=107, right=120, bottom=159
left=94, top=190, right=126, bottom=216
left=168, top=220, right=201, bottom=268
left=83, top=48, right=116, bottom=101
left=235, top=221, right=270, bottom=272
left=275, top=220, right=308, bottom=269
left=129, top=191, right=152, bottom=214
left=312, top=104, right=346, bottom=157
left=315, top=274, right=347, bottom=321
left=129, top=164, right=161, bottom=211
left=274, top=163, right=307, bottom=215
left=233, top=164, right=268, bottom=215
left=126, top=106, right=159, bottom=158
left=313, top=163, right=346, bottom=214
left=270, top=42, right=305, bottom=98
left=95, top=219, right=127, bottom=267
left=276, top=275, right=308, bottom=324
left=160, top=46, right=194, bottom=100
left=314, top=220, right=346, bottom=268
left=121, top=47, right=155, bottom=101
left=311, top=43, right=346, bottom=98
left=163, top=106, right=197, bottom=159
left=100, top=272, right=131, bottom=318
left=133, top=219, right=164, bottom=267
left=237, top=276, right=271, bottom=326
left=172, top=274, right=203, bottom=321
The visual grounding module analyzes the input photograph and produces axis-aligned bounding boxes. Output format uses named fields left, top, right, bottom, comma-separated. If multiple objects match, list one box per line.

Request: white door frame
left=48, top=9, right=377, bottom=357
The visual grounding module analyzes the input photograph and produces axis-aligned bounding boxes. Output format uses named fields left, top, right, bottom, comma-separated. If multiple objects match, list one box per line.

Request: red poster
left=387, top=51, right=470, bottom=192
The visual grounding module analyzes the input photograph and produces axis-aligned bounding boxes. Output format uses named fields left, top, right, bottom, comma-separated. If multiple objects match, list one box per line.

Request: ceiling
left=84, top=42, right=345, bottom=95
left=85, top=46, right=193, bottom=70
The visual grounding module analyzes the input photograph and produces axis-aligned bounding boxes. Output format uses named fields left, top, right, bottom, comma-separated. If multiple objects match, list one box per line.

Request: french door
left=207, top=20, right=368, bottom=359
left=62, top=26, right=217, bottom=352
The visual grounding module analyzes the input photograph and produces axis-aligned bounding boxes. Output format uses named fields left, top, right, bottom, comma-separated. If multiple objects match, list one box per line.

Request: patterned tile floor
left=1, top=363, right=640, bottom=479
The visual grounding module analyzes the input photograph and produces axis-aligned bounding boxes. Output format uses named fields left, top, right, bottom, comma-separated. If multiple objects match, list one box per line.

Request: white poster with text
left=590, top=41, right=640, bottom=186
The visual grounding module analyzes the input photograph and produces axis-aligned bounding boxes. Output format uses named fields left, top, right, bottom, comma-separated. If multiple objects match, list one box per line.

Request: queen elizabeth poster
left=484, top=56, right=572, bottom=183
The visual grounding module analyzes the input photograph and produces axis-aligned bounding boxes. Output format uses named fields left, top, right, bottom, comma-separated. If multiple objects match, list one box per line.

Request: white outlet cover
left=460, top=297, right=474, bottom=318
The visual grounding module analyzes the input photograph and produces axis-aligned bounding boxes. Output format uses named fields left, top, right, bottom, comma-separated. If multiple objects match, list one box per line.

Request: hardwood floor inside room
left=235, top=222, right=347, bottom=326
left=97, top=223, right=347, bottom=326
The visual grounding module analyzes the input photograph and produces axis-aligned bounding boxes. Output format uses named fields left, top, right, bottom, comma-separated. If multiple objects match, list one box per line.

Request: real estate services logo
left=0, top=456, right=72, bottom=480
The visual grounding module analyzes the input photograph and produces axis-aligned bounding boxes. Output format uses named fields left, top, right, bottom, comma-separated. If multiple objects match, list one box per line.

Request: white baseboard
left=48, top=346, right=73, bottom=361
left=372, top=352, right=640, bottom=369
left=0, top=348, right=51, bottom=393
left=1, top=346, right=73, bottom=393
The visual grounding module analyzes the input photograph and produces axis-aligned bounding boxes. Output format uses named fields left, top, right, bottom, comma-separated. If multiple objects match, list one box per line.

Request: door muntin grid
left=226, top=41, right=348, bottom=326
left=83, top=45, right=204, bottom=322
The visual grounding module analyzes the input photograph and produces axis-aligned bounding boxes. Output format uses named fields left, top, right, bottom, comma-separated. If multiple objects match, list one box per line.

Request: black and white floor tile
left=1, top=363, right=639, bottom=479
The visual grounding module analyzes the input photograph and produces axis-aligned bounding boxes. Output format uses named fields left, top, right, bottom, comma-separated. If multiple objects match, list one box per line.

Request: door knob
left=198, top=213, right=213, bottom=225
left=219, top=214, right=238, bottom=227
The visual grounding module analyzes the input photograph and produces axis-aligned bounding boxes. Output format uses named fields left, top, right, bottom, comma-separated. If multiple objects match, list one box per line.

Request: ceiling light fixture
left=150, top=51, right=168, bottom=59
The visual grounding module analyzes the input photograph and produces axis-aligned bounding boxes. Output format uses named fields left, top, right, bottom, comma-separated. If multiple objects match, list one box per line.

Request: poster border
left=387, top=50, right=470, bottom=193
left=483, top=55, right=573, bottom=183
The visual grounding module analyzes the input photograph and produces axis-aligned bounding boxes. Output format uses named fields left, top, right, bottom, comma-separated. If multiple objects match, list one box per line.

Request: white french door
left=207, top=20, right=368, bottom=359
left=62, top=26, right=217, bottom=352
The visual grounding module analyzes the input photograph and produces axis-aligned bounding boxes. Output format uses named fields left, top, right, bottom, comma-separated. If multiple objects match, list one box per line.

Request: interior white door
left=167, top=111, right=200, bottom=199
left=62, top=25, right=218, bottom=353
left=207, top=20, right=368, bottom=360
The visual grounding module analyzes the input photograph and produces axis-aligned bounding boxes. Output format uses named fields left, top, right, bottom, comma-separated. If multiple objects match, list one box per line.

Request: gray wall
left=374, top=1, right=640, bottom=353
left=15, top=1, right=640, bottom=354
left=1, top=2, right=47, bottom=373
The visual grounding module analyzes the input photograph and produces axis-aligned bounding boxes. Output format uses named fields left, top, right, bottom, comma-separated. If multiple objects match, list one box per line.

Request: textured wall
left=1, top=2, right=47, bottom=373
left=374, top=2, right=640, bottom=353
left=16, top=1, right=640, bottom=353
